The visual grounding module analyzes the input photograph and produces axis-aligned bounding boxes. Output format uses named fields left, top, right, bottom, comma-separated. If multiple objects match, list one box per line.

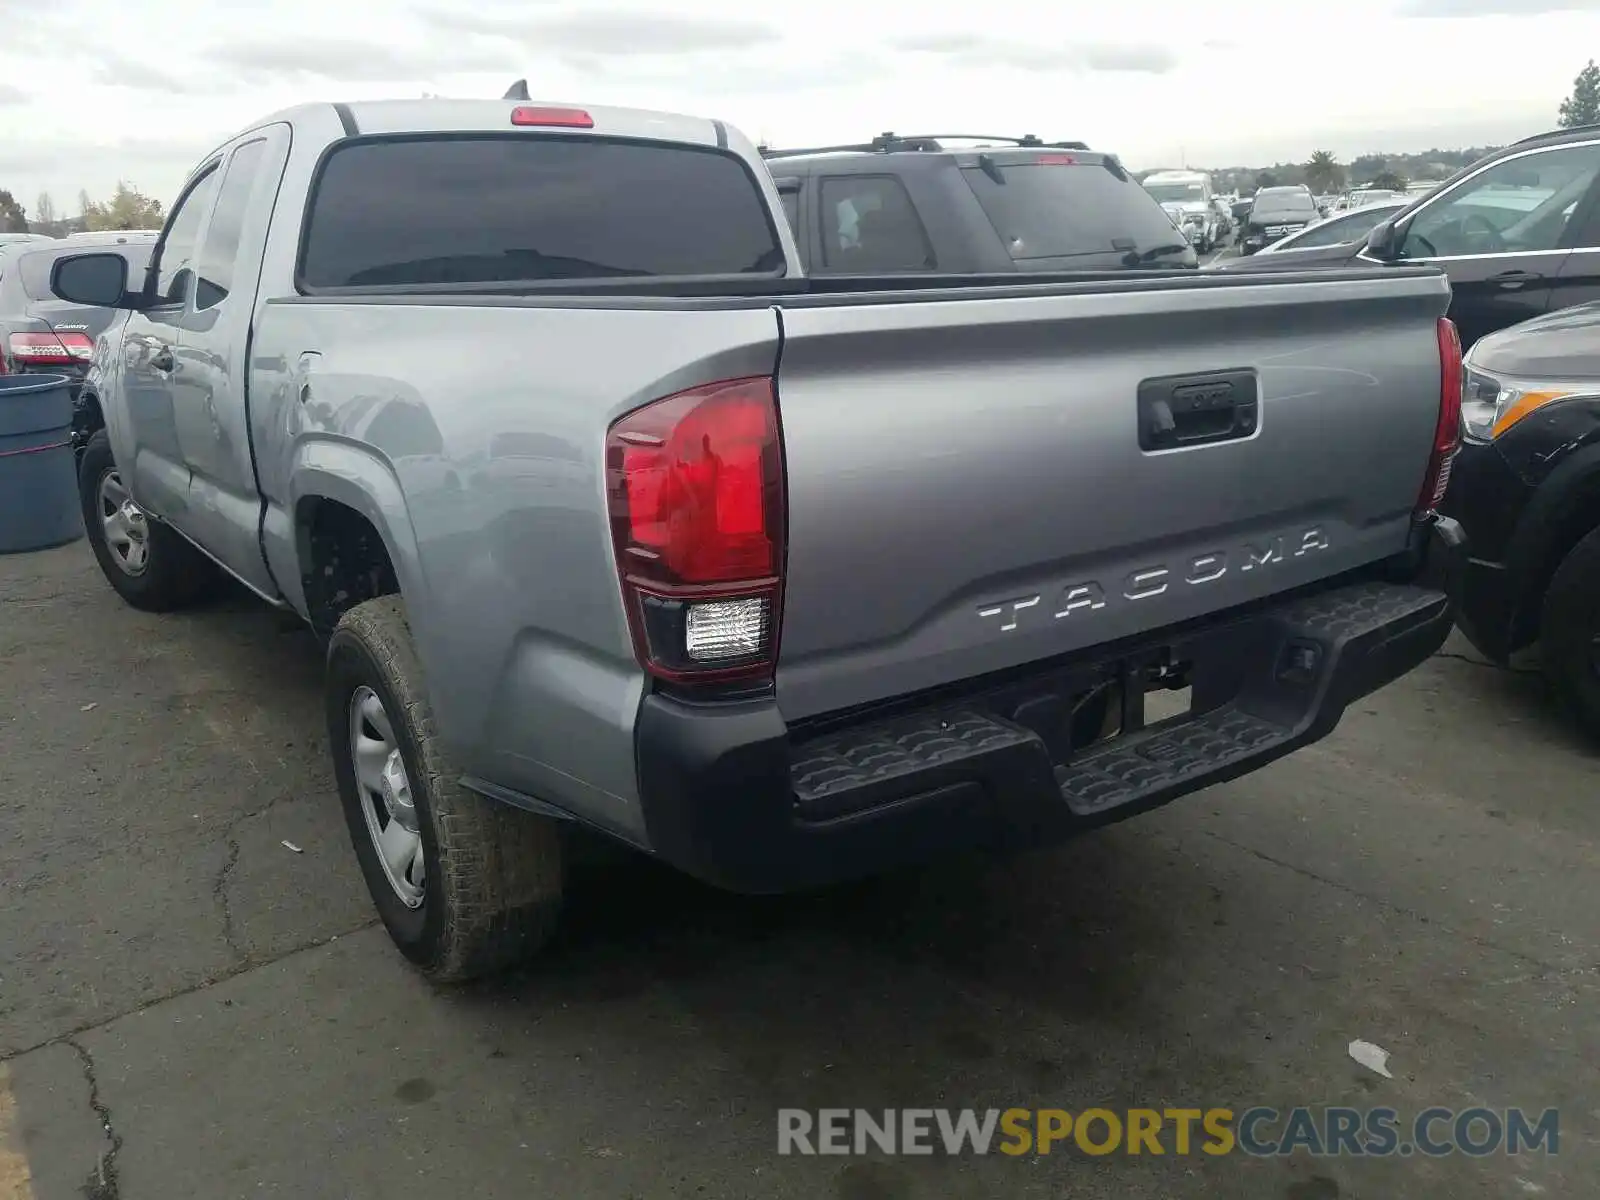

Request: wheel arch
left=1505, top=441, right=1600, bottom=651
left=287, top=444, right=428, bottom=640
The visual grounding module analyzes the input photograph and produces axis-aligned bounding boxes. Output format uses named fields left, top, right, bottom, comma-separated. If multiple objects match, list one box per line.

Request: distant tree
left=1304, top=150, right=1344, bottom=194
left=82, top=181, right=165, bottom=231
left=34, top=191, right=57, bottom=227
left=1370, top=170, right=1407, bottom=191
left=1559, top=59, right=1600, bottom=128
left=1255, top=170, right=1277, bottom=189
left=0, top=190, right=27, bottom=232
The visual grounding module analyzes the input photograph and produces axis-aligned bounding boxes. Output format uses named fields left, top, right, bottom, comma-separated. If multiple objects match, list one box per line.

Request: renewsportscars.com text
left=777, top=1107, right=1559, bottom=1158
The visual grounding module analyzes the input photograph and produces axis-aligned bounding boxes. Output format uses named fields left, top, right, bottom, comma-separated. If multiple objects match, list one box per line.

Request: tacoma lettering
left=977, top=527, right=1330, bottom=631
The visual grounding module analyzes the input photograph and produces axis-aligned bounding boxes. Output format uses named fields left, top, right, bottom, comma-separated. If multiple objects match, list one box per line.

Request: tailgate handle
left=1138, top=370, right=1259, bottom=452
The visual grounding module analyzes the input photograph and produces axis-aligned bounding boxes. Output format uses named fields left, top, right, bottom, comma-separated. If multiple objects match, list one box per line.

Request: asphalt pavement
left=2, top=539, right=1597, bottom=1200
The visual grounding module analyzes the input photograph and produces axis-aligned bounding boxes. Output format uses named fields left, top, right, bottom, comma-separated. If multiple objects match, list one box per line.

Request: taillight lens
left=8, top=330, right=93, bottom=364
left=1417, top=317, right=1463, bottom=516
left=606, top=376, right=785, bottom=685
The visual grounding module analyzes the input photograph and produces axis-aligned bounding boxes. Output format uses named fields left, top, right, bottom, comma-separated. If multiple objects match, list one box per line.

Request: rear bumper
left=634, top=518, right=1466, bottom=893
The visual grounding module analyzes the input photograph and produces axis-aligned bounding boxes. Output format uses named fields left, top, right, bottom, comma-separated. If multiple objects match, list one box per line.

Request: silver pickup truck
left=51, top=98, right=1466, bottom=981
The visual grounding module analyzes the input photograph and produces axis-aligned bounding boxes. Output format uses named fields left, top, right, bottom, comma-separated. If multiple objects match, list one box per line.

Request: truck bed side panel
left=773, top=273, right=1451, bottom=721
left=249, top=298, right=781, bottom=836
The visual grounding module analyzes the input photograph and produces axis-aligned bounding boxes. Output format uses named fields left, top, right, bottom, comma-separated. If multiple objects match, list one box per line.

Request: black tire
left=327, top=596, right=564, bottom=981
left=78, top=430, right=218, bottom=611
left=1540, top=526, right=1600, bottom=737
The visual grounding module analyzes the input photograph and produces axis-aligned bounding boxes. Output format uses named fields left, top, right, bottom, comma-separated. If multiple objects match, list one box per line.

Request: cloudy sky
left=1, top=0, right=1597, bottom=215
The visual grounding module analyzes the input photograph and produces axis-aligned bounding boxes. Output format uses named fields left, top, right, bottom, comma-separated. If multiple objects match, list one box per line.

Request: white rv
left=1142, top=169, right=1223, bottom=252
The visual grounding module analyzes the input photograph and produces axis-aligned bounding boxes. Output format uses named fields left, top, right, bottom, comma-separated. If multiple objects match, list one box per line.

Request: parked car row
left=1213, top=123, right=1600, bottom=349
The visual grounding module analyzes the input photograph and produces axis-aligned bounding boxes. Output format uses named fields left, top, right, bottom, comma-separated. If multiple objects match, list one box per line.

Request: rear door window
left=961, top=158, right=1184, bottom=261
left=817, top=175, right=935, bottom=272
left=300, top=136, right=785, bottom=289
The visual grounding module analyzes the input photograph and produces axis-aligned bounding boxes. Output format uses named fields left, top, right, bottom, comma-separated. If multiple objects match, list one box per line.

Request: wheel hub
left=98, top=470, right=151, bottom=576
left=379, top=750, right=417, bottom=831
left=349, top=685, right=425, bottom=908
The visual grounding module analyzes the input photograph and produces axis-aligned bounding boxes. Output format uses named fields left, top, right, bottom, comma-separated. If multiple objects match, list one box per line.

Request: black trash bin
left=0, top=373, right=83, bottom=554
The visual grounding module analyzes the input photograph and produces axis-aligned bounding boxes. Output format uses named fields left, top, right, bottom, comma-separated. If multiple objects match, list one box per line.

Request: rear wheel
left=78, top=430, right=217, bottom=610
left=1539, top=525, right=1600, bottom=737
left=327, top=596, right=565, bottom=981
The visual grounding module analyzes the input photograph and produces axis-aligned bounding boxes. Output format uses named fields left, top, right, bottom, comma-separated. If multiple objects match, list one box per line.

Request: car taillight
left=606, top=376, right=785, bottom=685
left=1417, top=316, right=1463, bottom=516
left=8, top=330, right=93, bottom=364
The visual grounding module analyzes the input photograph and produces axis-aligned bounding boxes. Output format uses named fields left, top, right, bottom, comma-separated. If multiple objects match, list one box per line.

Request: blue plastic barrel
left=0, top=373, right=83, bottom=554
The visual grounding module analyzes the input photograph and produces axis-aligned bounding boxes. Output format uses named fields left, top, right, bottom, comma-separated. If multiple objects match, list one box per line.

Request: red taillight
left=1417, top=317, right=1463, bottom=516
left=510, top=106, right=594, bottom=129
left=8, top=330, right=92, bottom=364
left=606, top=376, right=785, bottom=685
left=1036, top=154, right=1077, bottom=165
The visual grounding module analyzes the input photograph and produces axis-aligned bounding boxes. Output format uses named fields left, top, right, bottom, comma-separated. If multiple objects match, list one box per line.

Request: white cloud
left=0, top=0, right=1594, bottom=212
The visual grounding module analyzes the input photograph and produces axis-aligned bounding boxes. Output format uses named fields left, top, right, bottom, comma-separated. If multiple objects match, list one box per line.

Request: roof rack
left=760, top=132, right=1089, bottom=159
left=1516, top=123, right=1600, bottom=145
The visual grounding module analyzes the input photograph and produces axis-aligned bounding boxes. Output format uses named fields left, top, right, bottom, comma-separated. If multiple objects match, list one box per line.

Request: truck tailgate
left=772, top=270, right=1451, bottom=721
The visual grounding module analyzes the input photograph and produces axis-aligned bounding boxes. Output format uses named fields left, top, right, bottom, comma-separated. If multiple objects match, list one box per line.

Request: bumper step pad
left=787, top=579, right=1450, bottom=826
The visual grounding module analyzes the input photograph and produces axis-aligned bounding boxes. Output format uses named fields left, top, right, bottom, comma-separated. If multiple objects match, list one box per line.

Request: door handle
left=1490, top=270, right=1541, bottom=290
left=149, top=344, right=175, bottom=372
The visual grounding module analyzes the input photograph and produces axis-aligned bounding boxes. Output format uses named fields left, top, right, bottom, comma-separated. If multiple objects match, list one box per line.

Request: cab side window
left=1404, top=144, right=1600, bottom=258
left=150, top=166, right=220, bottom=306
left=194, top=140, right=268, bottom=311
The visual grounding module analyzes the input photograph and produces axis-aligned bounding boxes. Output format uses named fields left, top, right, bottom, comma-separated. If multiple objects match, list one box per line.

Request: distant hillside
left=1141, top=146, right=1504, bottom=194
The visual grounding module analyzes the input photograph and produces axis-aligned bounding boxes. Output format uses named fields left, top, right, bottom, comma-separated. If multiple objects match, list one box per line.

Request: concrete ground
left=1, top=540, right=1595, bottom=1200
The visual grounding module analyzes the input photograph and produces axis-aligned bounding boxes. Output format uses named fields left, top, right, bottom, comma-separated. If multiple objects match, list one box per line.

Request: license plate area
left=998, top=646, right=1200, bottom=768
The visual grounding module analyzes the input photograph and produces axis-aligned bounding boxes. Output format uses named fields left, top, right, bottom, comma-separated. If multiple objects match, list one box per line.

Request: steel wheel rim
left=98, top=470, right=150, bottom=576
left=349, top=685, right=425, bottom=908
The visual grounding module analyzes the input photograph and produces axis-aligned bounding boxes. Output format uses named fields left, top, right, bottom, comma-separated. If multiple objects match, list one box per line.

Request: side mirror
left=50, top=252, right=139, bottom=309
left=1364, top=219, right=1401, bottom=260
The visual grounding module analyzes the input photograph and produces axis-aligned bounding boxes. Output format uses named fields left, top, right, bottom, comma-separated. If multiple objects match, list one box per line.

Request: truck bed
left=250, top=264, right=1450, bottom=793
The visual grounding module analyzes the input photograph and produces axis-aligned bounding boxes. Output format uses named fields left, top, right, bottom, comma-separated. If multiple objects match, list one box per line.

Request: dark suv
left=763, top=133, right=1198, bottom=274
left=1215, top=124, right=1600, bottom=348
left=1238, top=186, right=1320, bottom=255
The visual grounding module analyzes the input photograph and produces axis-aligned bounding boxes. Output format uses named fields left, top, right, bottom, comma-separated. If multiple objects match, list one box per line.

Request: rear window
left=300, top=136, right=785, bottom=289
left=960, top=159, right=1184, bottom=261
left=1253, top=191, right=1318, bottom=216
left=18, top=244, right=152, bottom=301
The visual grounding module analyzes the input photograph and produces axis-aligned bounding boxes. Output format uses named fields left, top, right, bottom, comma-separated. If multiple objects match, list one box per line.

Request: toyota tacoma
left=53, top=96, right=1465, bottom=981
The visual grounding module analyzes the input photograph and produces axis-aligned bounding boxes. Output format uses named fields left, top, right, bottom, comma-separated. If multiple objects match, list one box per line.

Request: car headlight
left=1461, top=365, right=1594, bottom=442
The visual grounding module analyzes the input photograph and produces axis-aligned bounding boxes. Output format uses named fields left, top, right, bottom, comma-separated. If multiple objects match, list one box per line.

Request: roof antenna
left=503, top=79, right=531, bottom=101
